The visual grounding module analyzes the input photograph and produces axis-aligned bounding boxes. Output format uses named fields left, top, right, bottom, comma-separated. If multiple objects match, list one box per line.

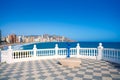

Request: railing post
left=55, top=44, right=58, bottom=58
left=76, top=43, right=80, bottom=58
left=97, top=43, right=104, bottom=60
left=7, top=46, right=13, bottom=63
left=33, top=44, right=37, bottom=57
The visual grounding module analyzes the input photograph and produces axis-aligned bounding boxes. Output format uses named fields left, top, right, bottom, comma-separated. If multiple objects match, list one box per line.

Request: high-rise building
left=7, top=34, right=17, bottom=43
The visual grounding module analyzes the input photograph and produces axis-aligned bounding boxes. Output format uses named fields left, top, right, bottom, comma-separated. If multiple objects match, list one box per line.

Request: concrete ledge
left=58, top=58, right=81, bottom=68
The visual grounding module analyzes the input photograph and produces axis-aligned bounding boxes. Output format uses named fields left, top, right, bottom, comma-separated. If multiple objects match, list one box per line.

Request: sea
left=20, top=42, right=120, bottom=50
left=2, top=42, right=120, bottom=50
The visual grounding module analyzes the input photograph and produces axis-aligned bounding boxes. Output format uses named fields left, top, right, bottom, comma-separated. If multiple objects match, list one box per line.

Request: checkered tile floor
left=0, top=59, right=120, bottom=80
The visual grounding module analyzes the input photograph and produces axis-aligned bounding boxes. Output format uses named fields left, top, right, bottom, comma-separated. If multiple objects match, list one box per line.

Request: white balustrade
left=13, top=50, right=34, bottom=59
left=70, top=48, right=77, bottom=55
left=80, top=48, right=97, bottom=56
left=58, top=48, right=67, bottom=55
left=0, top=43, right=120, bottom=64
left=37, top=49, right=55, bottom=56
left=103, top=48, right=120, bottom=64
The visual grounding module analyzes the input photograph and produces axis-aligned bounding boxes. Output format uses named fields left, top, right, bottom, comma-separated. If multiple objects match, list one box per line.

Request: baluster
left=46, top=50, right=48, bottom=56
left=87, top=49, right=89, bottom=56
left=42, top=50, right=44, bottom=56
left=19, top=52, right=21, bottom=58
left=42, top=50, right=47, bottom=56
left=114, top=50, right=115, bottom=59
left=15, top=52, right=17, bottom=59
left=81, top=49, right=82, bottom=55
left=103, top=49, right=105, bottom=59
left=19, top=52, right=20, bottom=58
left=107, top=49, right=108, bottom=59
left=48, top=50, right=50, bottom=56
left=89, top=49, right=91, bottom=56
left=60, top=49, right=63, bottom=55
left=89, top=49, right=90, bottom=56
left=49, top=50, right=51, bottom=55
left=86, top=49, right=88, bottom=56
left=71, top=49, right=72, bottom=55
left=104, top=49, right=106, bottom=58
left=94, top=49, right=95, bottom=56
left=62, top=49, right=63, bottom=55
left=37, top=50, right=38, bottom=56
left=41, top=50, right=42, bottom=56
left=14, top=52, right=15, bottom=59
left=25, top=51, right=26, bottom=58
left=72, top=49, right=75, bottom=55
left=36, top=51, right=37, bottom=56
left=114, top=50, right=117, bottom=59
left=15, top=52, right=16, bottom=59
left=38, top=51, right=40, bottom=56
left=64, top=49, right=65, bottom=55
left=82, top=49, right=85, bottom=55
left=26, top=51, right=27, bottom=58
left=116, top=50, right=118, bottom=60
left=70, top=49, right=72, bottom=55
left=112, top=50, right=113, bottom=59
left=28, top=51, right=31, bottom=58
left=90, top=49, right=93, bottom=56
left=111, top=50, right=113, bottom=59
left=84, top=49, right=86, bottom=56
left=27, top=51, right=29, bottom=57
left=74, top=49, right=75, bottom=55
left=26, top=51, right=28, bottom=57
left=81, top=49, right=83, bottom=55
left=24, top=51, right=26, bottom=58
left=86, top=49, right=87, bottom=56
left=21, top=52, right=23, bottom=58
left=88, top=49, right=90, bottom=56
left=49, top=50, right=51, bottom=56
left=28, top=51, right=29, bottom=57
left=72, top=49, right=73, bottom=55
left=107, top=49, right=109, bottom=59
left=82, top=49, right=84, bottom=55
left=106, top=49, right=108, bottom=59
left=93, top=49, right=94, bottom=56
left=47, top=50, right=48, bottom=56
left=87, top=49, right=88, bottom=56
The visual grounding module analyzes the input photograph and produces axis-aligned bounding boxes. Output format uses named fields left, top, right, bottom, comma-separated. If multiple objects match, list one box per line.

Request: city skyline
left=0, top=0, right=120, bottom=42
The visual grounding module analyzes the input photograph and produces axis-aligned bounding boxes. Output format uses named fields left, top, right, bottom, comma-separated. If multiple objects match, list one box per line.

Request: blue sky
left=0, top=0, right=120, bottom=42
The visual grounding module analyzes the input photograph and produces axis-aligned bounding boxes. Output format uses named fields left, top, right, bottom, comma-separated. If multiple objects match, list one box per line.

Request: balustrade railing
left=80, top=48, right=98, bottom=56
left=13, top=50, right=33, bottom=59
left=103, top=48, right=120, bottom=64
left=37, top=49, right=55, bottom=56
left=70, top=48, right=77, bottom=55
left=0, top=43, right=120, bottom=64
left=58, top=48, right=67, bottom=55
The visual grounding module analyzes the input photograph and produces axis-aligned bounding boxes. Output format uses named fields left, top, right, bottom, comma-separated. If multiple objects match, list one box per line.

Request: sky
left=0, top=0, right=120, bottom=42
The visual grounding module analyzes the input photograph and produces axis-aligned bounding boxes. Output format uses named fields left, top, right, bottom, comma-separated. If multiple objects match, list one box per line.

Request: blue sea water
left=22, top=42, right=120, bottom=50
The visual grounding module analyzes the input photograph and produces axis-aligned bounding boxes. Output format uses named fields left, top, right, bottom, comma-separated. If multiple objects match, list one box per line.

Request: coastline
left=0, top=42, right=44, bottom=50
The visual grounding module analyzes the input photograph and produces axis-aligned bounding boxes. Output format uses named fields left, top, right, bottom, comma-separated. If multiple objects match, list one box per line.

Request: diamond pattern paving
left=0, top=59, right=120, bottom=80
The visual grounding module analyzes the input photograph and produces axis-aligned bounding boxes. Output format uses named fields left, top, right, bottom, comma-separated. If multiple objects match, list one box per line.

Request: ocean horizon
left=20, top=42, right=120, bottom=50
